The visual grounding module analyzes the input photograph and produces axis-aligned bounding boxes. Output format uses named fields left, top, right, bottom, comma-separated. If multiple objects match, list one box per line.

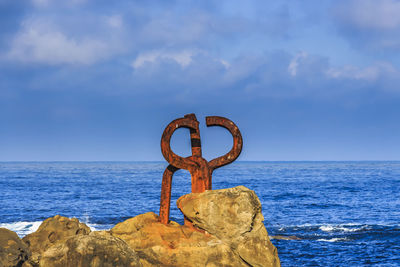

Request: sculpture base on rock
left=0, top=186, right=280, bottom=267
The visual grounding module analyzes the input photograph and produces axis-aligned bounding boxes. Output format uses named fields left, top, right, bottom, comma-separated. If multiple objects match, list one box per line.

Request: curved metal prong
left=206, top=116, right=243, bottom=170
left=161, top=116, right=199, bottom=170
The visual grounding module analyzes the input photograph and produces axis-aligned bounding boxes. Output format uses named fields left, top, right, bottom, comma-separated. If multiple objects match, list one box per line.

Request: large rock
left=22, top=215, right=90, bottom=266
left=177, top=186, right=280, bottom=267
left=39, top=231, right=142, bottom=267
left=11, top=186, right=280, bottom=267
left=0, top=228, right=30, bottom=267
left=111, top=212, right=246, bottom=267
left=111, top=186, right=280, bottom=267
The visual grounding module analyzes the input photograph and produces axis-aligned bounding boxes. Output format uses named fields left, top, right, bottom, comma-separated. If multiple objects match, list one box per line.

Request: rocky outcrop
left=177, top=186, right=280, bottom=267
left=39, top=231, right=142, bottom=267
left=111, top=186, right=280, bottom=267
left=111, top=212, right=246, bottom=266
left=0, top=228, right=30, bottom=267
left=1, top=186, right=280, bottom=267
left=22, top=215, right=91, bottom=266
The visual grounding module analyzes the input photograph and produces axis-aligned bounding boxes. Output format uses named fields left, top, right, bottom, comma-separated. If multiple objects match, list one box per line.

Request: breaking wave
left=0, top=221, right=42, bottom=237
left=0, top=221, right=112, bottom=237
left=319, top=224, right=369, bottom=233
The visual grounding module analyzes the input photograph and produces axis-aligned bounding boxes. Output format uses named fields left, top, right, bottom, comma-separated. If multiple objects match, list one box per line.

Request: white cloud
left=220, top=59, right=230, bottom=68
left=132, top=50, right=195, bottom=69
left=131, top=49, right=231, bottom=72
left=288, top=51, right=307, bottom=76
left=32, top=0, right=87, bottom=7
left=106, top=15, right=123, bottom=29
left=336, top=0, right=400, bottom=30
left=7, top=19, right=110, bottom=65
left=32, top=0, right=50, bottom=6
left=326, top=62, right=398, bottom=81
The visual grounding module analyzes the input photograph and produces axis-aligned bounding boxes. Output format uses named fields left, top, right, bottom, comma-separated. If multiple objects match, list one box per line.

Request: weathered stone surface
left=177, top=185, right=280, bottom=267
left=11, top=186, right=279, bottom=266
left=111, top=212, right=246, bottom=267
left=0, top=228, right=30, bottom=267
left=22, top=215, right=90, bottom=266
left=39, top=231, right=141, bottom=267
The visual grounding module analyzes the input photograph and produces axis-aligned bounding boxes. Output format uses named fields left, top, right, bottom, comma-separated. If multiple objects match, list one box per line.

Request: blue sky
left=1, top=0, right=400, bottom=161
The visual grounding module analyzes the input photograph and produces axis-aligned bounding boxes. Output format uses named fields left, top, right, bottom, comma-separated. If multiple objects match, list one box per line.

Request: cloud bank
left=1, top=0, right=400, bottom=160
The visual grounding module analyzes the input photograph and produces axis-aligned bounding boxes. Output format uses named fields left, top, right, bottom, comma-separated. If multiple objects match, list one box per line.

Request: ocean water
left=0, top=161, right=399, bottom=266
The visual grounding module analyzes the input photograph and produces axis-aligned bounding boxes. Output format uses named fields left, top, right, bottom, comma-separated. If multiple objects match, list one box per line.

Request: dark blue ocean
left=1, top=161, right=399, bottom=266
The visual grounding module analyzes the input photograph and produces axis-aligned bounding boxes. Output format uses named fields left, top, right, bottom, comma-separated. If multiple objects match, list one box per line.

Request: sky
left=1, top=0, right=400, bottom=161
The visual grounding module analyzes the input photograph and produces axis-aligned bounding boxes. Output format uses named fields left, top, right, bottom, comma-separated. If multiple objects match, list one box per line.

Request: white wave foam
left=276, top=222, right=365, bottom=232
left=86, top=223, right=112, bottom=232
left=0, top=221, right=42, bottom=237
left=317, top=237, right=349, bottom=242
left=78, top=213, right=113, bottom=232
left=275, top=222, right=399, bottom=231
left=1, top=221, right=112, bottom=237
left=319, top=224, right=367, bottom=232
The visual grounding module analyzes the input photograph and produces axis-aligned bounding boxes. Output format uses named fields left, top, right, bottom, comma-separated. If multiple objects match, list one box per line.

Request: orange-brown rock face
left=0, top=228, right=31, bottom=267
left=2, top=186, right=280, bottom=267
left=177, top=185, right=280, bottom=267
left=111, top=186, right=280, bottom=267
left=22, top=215, right=91, bottom=266
left=39, top=231, right=141, bottom=267
left=110, top=212, right=246, bottom=266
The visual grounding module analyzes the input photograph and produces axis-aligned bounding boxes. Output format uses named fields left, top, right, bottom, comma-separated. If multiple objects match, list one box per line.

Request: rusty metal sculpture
left=159, top=113, right=243, bottom=224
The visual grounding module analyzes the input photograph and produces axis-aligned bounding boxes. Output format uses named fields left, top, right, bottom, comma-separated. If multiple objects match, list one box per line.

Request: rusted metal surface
left=159, top=113, right=243, bottom=224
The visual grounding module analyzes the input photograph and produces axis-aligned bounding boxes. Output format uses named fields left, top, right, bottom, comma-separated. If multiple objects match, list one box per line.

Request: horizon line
left=1, top=160, right=400, bottom=163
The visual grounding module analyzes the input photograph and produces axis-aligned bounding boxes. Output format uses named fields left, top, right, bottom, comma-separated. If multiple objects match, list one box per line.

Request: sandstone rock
left=177, top=186, right=280, bottom=267
left=0, top=228, right=30, bottom=267
left=39, top=231, right=141, bottom=267
left=22, top=215, right=90, bottom=266
left=111, top=212, right=246, bottom=267
left=19, top=186, right=280, bottom=266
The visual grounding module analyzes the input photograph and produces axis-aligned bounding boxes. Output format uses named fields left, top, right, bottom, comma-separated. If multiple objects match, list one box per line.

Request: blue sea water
left=0, top=161, right=399, bottom=266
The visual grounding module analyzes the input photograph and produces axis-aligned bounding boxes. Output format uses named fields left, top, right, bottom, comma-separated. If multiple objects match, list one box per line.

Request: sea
left=0, top=161, right=399, bottom=266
